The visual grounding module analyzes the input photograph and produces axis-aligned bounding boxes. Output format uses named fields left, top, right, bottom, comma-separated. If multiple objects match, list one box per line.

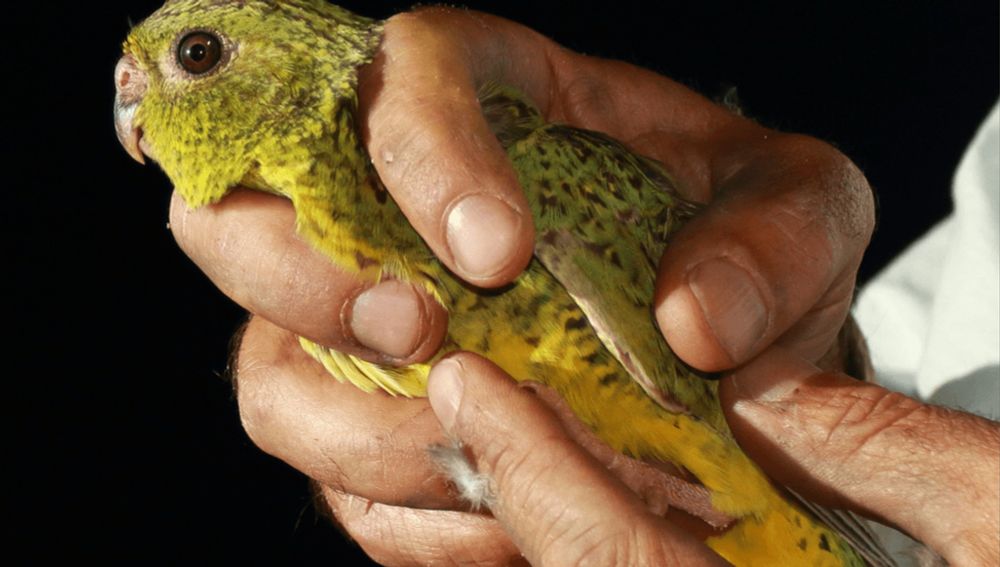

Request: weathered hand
left=416, top=352, right=729, bottom=567
left=174, top=6, right=873, bottom=369
left=721, top=348, right=1000, bottom=566
left=170, top=7, right=877, bottom=564
left=379, top=350, right=997, bottom=567
left=355, top=8, right=874, bottom=372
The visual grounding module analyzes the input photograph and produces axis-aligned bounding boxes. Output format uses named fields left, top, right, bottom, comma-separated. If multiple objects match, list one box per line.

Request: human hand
left=173, top=6, right=874, bottom=370
left=170, top=6, right=876, bottom=563
left=414, top=352, right=729, bottom=566
left=721, top=348, right=1000, bottom=566
left=375, top=350, right=997, bottom=567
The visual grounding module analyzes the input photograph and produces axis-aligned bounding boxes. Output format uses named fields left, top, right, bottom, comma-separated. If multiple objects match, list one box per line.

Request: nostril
left=114, top=55, right=147, bottom=104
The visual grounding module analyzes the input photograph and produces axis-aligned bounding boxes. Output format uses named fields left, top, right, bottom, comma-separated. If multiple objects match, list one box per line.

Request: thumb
left=720, top=347, right=1000, bottom=566
left=426, top=353, right=724, bottom=566
left=653, top=136, right=874, bottom=372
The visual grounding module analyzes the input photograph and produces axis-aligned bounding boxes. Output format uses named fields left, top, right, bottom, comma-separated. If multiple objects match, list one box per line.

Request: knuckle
left=551, top=525, right=619, bottom=566
left=747, top=134, right=874, bottom=261
left=479, top=426, right=567, bottom=499
left=231, top=321, right=304, bottom=455
left=623, top=525, right=689, bottom=567
left=167, top=192, right=194, bottom=245
left=234, top=372, right=280, bottom=453
left=232, top=326, right=278, bottom=444
left=811, top=383, right=930, bottom=464
left=942, top=527, right=1000, bottom=567
left=559, top=71, right=616, bottom=127
left=476, top=432, right=533, bottom=492
left=327, top=487, right=516, bottom=567
left=822, top=148, right=875, bottom=244
left=324, top=493, right=415, bottom=567
left=539, top=517, right=678, bottom=567
left=766, top=191, right=838, bottom=272
left=786, top=134, right=875, bottom=244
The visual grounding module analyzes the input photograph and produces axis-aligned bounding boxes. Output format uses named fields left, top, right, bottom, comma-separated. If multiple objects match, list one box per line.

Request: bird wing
left=503, top=121, right=719, bottom=424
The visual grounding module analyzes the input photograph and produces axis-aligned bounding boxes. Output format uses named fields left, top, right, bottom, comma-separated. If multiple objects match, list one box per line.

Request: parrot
left=114, top=1, right=894, bottom=565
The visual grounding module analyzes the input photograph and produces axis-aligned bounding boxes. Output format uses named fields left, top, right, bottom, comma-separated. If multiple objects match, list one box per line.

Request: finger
left=523, top=383, right=729, bottom=528
left=171, top=189, right=447, bottom=364
left=426, top=352, right=726, bottom=566
left=655, top=134, right=875, bottom=371
left=358, top=11, right=539, bottom=287
left=720, top=347, right=1000, bottom=566
left=234, top=316, right=459, bottom=509
left=321, top=486, right=524, bottom=567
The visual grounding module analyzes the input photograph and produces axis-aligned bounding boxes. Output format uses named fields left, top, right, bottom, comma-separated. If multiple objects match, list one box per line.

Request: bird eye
left=177, top=32, right=223, bottom=75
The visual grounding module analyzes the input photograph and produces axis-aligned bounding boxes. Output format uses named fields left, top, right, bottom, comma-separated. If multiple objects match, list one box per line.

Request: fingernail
left=688, top=259, right=767, bottom=363
left=446, top=194, right=522, bottom=280
left=428, top=358, right=465, bottom=432
left=349, top=280, right=425, bottom=359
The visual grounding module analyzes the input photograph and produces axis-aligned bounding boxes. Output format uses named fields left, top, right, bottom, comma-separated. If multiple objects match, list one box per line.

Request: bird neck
left=273, top=100, right=431, bottom=279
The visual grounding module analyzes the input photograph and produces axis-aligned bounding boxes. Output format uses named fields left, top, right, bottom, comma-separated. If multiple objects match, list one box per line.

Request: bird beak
left=114, top=54, right=148, bottom=164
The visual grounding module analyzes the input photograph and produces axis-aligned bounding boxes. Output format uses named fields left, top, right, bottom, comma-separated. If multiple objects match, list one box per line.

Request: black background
left=12, top=0, right=997, bottom=564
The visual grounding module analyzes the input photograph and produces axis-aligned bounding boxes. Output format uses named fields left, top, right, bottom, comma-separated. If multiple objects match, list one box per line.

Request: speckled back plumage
left=120, top=2, right=894, bottom=565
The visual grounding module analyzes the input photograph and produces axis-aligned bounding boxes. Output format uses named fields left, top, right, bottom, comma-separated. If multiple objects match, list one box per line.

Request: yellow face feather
left=123, top=0, right=381, bottom=207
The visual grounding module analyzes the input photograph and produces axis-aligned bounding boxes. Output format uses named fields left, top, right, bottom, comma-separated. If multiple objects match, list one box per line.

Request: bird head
left=114, top=0, right=380, bottom=207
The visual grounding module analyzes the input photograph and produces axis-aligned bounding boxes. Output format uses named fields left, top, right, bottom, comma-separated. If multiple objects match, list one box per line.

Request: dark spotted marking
left=584, top=191, right=605, bottom=205
left=599, top=373, right=620, bottom=386
left=468, top=295, right=489, bottom=312
left=558, top=134, right=597, bottom=162
left=525, top=292, right=551, bottom=319
left=540, top=194, right=559, bottom=209
left=476, top=335, right=490, bottom=353
left=524, top=336, right=540, bottom=347
left=797, top=538, right=808, bottom=551
left=300, top=217, right=324, bottom=238
left=585, top=242, right=611, bottom=255
left=564, top=316, right=587, bottom=331
left=354, top=251, right=379, bottom=270
left=818, top=534, right=831, bottom=552
left=616, top=208, right=640, bottom=223
left=371, top=182, right=388, bottom=204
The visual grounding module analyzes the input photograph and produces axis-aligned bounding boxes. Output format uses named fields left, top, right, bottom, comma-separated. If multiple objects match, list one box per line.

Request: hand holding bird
left=117, top=2, right=997, bottom=565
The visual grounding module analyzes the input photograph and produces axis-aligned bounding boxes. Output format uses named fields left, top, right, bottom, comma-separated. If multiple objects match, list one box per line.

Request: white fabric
left=854, top=102, right=999, bottom=564
left=855, top=101, right=1000, bottom=419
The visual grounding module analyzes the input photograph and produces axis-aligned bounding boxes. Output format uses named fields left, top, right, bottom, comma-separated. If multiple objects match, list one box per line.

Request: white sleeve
left=854, top=101, right=1000, bottom=419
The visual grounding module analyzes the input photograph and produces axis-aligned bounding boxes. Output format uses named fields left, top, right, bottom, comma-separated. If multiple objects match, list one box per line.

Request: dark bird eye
left=177, top=32, right=222, bottom=75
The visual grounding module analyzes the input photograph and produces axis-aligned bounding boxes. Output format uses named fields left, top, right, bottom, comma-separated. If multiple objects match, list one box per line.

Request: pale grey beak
left=114, top=54, right=148, bottom=164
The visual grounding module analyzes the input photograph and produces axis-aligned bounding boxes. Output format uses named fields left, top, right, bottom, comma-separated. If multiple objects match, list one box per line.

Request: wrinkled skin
left=167, top=8, right=1000, bottom=566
